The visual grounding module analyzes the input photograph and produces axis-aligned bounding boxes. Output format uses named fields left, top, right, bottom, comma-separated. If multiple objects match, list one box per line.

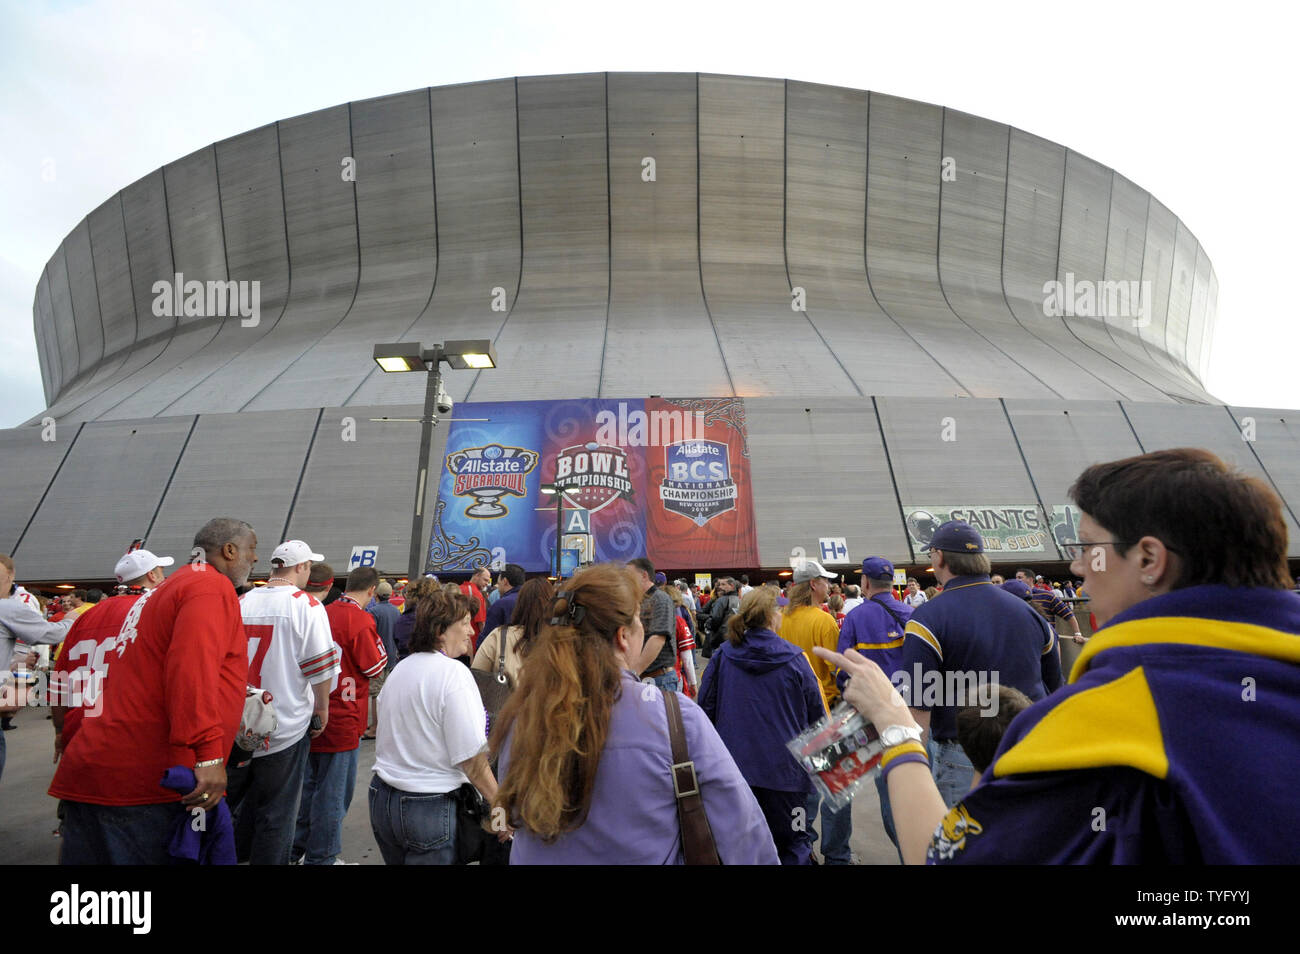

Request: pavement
left=1, top=708, right=901, bottom=865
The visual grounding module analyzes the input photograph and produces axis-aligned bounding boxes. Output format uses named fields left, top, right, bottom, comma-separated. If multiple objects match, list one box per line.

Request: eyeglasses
left=1060, top=541, right=1124, bottom=560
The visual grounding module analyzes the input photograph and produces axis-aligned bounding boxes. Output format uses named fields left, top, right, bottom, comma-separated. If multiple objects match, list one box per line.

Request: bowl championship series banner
left=427, top=398, right=759, bottom=574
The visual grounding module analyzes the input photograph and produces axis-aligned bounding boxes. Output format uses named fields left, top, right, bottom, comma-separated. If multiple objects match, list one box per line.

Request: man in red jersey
left=51, top=548, right=175, bottom=760
left=460, top=566, right=491, bottom=651
left=293, top=566, right=387, bottom=864
left=49, top=518, right=257, bottom=865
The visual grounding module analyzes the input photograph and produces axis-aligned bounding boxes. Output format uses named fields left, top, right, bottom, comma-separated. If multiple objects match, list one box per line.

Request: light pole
left=372, top=339, right=497, bottom=583
left=539, top=482, right=565, bottom=579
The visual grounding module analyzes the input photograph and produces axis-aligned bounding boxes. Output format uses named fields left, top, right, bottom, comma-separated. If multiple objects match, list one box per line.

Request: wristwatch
left=878, top=724, right=924, bottom=749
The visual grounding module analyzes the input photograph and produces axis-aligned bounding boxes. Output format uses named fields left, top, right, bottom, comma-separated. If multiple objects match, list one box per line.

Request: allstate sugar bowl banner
left=427, top=398, right=759, bottom=573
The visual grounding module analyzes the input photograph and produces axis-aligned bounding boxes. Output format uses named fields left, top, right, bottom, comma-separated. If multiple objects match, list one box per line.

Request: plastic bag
left=787, top=701, right=885, bottom=811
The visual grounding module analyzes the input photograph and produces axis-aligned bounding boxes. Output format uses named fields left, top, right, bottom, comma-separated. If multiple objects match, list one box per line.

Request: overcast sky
left=2, top=0, right=1296, bottom=427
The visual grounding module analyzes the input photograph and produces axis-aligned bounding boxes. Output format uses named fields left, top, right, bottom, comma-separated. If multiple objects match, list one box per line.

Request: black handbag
left=453, top=782, right=489, bottom=864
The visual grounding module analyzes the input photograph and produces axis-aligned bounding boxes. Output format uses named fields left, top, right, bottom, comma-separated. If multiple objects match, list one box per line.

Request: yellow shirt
left=779, top=605, right=840, bottom=709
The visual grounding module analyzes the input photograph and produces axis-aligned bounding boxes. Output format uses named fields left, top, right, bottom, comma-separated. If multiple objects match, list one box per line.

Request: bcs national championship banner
left=427, top=398, right=758, bottom=574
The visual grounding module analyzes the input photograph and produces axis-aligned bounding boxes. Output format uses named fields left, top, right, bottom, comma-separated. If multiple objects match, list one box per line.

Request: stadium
left=7, top=72, right=1299, bottom=584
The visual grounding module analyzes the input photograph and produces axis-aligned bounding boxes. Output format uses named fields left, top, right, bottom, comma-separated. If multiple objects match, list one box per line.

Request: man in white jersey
left=229, top=540, right=339, bottom=865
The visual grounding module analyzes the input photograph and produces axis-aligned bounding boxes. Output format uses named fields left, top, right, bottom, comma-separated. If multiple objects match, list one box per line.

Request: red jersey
left=313, top=596, right=387, bottom=753
left=460, top=582, right=488, bottom=646
left=51, top=592, right=145, bottom=750
left=49, top=565, right=247, bottom=806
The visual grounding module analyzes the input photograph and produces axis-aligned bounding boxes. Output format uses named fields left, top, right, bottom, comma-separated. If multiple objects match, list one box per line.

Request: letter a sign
left=564, top=508, right=591, bottom=534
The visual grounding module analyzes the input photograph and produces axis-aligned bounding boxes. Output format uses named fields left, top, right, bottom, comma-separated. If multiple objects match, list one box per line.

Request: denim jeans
left=646, top=671, right=681, bottom=693
left=368, top=776, right=458, bottom=865
left=60, top=800, right=182, bottom=865
left=931, top=739, right=974, bottom=809
left=751, top=786, right=811, bottom=865
left=804, top=790, right=854, bottom=864
left=293, top=747, right=360, bottom=864
left=226, top=733, right=311, bottom=865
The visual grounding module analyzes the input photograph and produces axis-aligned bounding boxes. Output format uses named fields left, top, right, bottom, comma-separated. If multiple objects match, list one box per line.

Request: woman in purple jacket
left=493, top=563, right=777, bottom=865
left=698, top=586, right=828, bottom=864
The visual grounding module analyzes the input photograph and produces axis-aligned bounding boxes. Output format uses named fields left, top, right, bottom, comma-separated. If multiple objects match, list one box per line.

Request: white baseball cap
left=792, top=560, right=838, bottom=584
left=270, top=540, right=324, bottom=566
left=114, top=549, right=175, bottom=583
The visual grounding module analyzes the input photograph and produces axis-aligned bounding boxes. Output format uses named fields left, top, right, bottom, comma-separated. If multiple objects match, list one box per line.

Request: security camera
left=435, top=386, right=454, bottom=416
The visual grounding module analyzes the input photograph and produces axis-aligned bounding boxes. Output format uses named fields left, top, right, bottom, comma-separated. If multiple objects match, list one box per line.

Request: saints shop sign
left=428, top=398, right=758, bottom=573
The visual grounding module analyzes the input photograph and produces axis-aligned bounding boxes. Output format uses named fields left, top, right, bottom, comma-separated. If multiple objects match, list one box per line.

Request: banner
left=904, top=505, right=1052, bottom=559
left=428, top=398, right=758, bottom=574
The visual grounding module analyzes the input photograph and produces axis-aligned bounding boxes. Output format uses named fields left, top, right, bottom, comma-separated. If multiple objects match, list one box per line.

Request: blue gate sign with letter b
left=349, top=546, right=378, bottom=569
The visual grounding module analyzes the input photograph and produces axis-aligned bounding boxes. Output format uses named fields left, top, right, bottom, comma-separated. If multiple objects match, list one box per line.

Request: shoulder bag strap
left=497, top=625, right=510, bottom=678
left=662, top=689, right=721, bottom=865
left=872, top=593, right=910, bottom=630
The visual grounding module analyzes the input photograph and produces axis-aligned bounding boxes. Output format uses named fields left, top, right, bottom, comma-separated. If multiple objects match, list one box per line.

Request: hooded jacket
left=928, top=585, right=1300, bottom=864
left=698, top=628, right=827, bottom=793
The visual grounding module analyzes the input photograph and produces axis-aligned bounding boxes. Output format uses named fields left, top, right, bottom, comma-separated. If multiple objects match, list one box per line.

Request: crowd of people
left=1, top=447, right=1298, bottom=864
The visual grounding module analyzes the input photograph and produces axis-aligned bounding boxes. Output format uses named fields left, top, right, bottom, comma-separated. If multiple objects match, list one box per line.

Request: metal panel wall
left=875, top=396, right=1042, bottom=560
left=349, top=78, right=522, bottom=409
left=603, top=72, right=730, bottom=397
left=1137, top=199, right=1191, bottom=389
left=1228, top=406, right=1300, bottom=552
left=0, top=426, right=75, bottom=553
left=64, top=223, right=104, bottom=376
left=13, top=416, right=194, bottom=580
left=1165, top=220, right=1197, bottom=378
left=1185, top=245, right=1211, bottom=390
left=785, top=80, right=954, bottom=396
left=944, top=117, right=1105, bottom=400
left=1003, top=131, right=1135, bottom=400
left=698, top=74, right=854, bottom=397
left=867, top=95, right=1048, bottom=398
left=159, top=123, right=292, bottom=417
left=746, top=398, right=910, bottom=565
left=1001, top=399, right=1144, bottom=535
left=250, top=89, right=437, bottom=410
left=284, top=404, right=445, bottom=574
left=215, top=104, right=360, bottom=409
left=468, top=73, right=608, bottom=403
left=104, top=145, right=229, bottom=419
left=34, top=275, right=59, bottom=403
left=1056, top=152, right=1166, bottom=402
left=46, top=249, right=81, bottom=387
left=1122, top=402, right=1300, bottom=549
left=145, top=409, right=317, bottom=565
left=84, top=196, right=136, bottom=367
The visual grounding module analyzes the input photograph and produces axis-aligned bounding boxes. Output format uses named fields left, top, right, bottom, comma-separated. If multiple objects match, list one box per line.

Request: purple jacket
left=698, top=628, right=826, bottom=793
left=499, top=670, right=778, bottom=864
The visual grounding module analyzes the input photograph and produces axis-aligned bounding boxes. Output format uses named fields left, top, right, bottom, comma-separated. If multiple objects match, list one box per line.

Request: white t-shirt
left=374, top=651, right=487, bottom=794
left=239, top=585, right=339, bottom=755
left=841, top=597, right=864, bottom=613
left=904, top=591, right=928, bottom=608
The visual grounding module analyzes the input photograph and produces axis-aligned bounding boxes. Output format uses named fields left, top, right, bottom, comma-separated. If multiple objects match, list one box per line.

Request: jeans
left=293, top=747, right=360, bottom=864
left=931, top=739, right=974, bottom=809
left=368, top=776, right=458, bottom=865
left=226, top=733, right=311, bottom=865
left=60, top=800, right=182, bottom=865
left=646, top=671, right=681, bottom=693
left=804, top=790, right=854, bottom=864
left=751, top=786, right=811, bottom=865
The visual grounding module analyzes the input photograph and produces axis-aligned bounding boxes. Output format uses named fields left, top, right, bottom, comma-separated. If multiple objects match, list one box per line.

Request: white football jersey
left=239, top=586, right=339, bottom=756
